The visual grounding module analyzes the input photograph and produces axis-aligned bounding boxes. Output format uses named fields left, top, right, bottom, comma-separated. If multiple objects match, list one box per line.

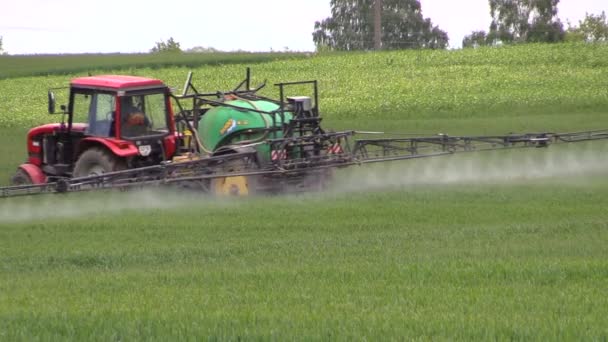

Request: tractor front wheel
left=11, top=168, right=33, bottom=185
left=73, top=148, right=125, bottom=178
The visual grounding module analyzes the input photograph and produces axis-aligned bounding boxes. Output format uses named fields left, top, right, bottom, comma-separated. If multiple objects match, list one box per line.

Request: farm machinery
left=2, top=68, right=608, bottom=198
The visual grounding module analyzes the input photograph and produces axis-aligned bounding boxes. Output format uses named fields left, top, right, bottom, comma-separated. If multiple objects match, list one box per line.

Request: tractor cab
left=13, top=75, right=177, bottom=184
left=65, top=75, right=174, bottom=141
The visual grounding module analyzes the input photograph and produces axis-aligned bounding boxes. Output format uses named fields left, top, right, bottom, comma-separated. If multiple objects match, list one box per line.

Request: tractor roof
left=71, top=75, right=165, bottom=90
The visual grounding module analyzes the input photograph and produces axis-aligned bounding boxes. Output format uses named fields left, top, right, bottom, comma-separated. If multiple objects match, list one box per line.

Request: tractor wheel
left=210, top=158, right=258, bottom=197
left=11, top=168, right=33, bottom=185
left=73, top=148, right=125, bottom=178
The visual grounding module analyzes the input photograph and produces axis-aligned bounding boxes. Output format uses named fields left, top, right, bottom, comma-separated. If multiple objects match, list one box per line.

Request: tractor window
left=144, top=94, right=169, bottom=132
left=72, top=92, right=116, bottom=138
left=121, top=93, right=168, bottom=139
left=86, top=94, right=115, bottom=137
left=72, top=93, right=91, bottom=124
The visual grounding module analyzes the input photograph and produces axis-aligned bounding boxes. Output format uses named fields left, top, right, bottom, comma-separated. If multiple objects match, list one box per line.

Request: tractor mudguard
left=78, top=137, right=139, bottom=158
left=18, top=163, right=47, bottom=184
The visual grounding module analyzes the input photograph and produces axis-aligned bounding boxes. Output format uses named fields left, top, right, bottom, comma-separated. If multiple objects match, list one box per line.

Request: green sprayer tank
left=198, top=99, right=292, bottom=162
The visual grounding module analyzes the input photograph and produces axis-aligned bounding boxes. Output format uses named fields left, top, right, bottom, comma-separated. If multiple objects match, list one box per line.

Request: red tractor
left=13, top=75, right=178, bottom=185
left=7, top=70, right=353, bottom=196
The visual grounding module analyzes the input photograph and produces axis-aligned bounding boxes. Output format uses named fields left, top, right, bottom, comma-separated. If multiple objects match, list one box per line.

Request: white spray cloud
left=1, top=143, right=606, bottom=223
left=0, top=189, right=207, bottom=224
left=330, top=143, right=608, bottom=192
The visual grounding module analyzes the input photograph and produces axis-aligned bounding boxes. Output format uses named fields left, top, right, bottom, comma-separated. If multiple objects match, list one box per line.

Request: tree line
left=313, top=0, right=608, bottom=51
left=2, top=1, right=606, bottom=55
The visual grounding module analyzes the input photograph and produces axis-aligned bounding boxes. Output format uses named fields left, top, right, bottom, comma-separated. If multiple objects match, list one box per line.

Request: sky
left=1, top=0, right=606, bottom=55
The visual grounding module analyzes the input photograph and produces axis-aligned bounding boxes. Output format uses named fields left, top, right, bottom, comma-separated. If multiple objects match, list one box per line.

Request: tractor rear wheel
left=11, top=168, right=33, bottom=185
left=73, top=148, right=125, bottom=178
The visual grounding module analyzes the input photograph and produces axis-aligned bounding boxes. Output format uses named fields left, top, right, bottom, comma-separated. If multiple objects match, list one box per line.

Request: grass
left=1, top=43, right=608, bottom=339
left=1, top=180, right=608, bottom=339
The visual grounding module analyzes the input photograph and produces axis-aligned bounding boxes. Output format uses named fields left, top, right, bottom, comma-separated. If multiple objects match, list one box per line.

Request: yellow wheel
left=211, top=175, right=252, bottom=196
left=210, top=155, right=258, bottom=197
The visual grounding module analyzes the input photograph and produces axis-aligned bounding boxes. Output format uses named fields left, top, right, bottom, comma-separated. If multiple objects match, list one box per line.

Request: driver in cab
left=120, top=96, right=148, bottom=137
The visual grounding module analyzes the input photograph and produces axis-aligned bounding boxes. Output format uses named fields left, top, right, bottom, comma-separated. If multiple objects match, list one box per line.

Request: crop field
left=0, top=52, right=306, bottom=79
left=1, top=43, right=608, bottom=340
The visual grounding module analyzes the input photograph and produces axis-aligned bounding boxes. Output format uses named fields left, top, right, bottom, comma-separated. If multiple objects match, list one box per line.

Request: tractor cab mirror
left=48, top=91, right=56, bottom=114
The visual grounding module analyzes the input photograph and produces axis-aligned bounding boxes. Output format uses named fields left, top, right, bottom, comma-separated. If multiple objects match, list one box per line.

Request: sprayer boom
left=352, top=129, right=608, bottom=163
left=3, top=128, right=607, bottom=198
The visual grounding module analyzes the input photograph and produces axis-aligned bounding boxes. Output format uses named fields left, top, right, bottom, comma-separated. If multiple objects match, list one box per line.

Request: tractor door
left=115, top=91, right=173, bottom=165
left=118, top=92, right=170, bottom=139
left=45, top=90, right=118, bottom=168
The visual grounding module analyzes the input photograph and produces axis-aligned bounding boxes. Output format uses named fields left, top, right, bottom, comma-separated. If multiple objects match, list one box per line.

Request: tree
left=150, top=37, right=182, bottom=53
left=0, top=36, right=5, bottom=55
left=488, top=0, right=565, bottom=44
left=566, top=11, right=608, bottom=42
left=462, top=31, right=489, bottom=48
left=312, top=0, right=448, bottom=51
left=186, top=46, right=219, bottom=53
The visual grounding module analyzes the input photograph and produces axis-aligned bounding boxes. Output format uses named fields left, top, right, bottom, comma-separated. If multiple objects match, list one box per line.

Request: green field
left=1, top=43, right=608, bottom=340
left=0, top=52, right=306, bottom=80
